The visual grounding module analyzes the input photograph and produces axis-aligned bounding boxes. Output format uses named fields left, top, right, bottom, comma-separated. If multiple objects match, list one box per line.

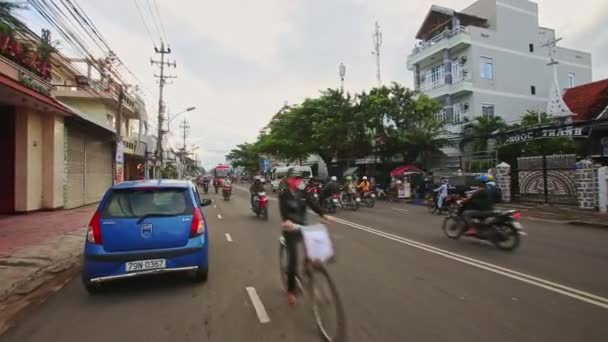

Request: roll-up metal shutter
left=65, top=127, right=85, bottom=209
left=85, top=139, right=112, bottom=204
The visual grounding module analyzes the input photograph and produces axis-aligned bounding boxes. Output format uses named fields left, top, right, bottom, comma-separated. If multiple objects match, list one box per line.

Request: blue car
left=82, top=179, right=211, bottom=293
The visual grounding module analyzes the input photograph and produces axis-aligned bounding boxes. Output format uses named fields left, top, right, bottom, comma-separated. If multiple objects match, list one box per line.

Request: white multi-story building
left=407, top=0, right=592, bottom=155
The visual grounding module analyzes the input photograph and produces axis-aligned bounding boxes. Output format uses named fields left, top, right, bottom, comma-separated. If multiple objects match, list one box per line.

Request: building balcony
left=407, top=26, right=472, bottom=70
left=53, top=81, right=140, bottom=119
left=417, top=72, right=473, bottom=99
left=0, top=53, right=53, bottom=96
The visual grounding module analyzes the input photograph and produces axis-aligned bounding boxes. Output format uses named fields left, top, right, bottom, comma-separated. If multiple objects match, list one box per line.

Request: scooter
left=360, top=191, right=376, bottom=208
left=222, top=183, right=232, bottom=201
left=252, top=192, right=269, bottom=220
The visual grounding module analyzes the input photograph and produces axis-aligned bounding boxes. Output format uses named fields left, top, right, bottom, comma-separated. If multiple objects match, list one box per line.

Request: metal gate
left=65, top=125, right=112, bottom=209
left=512, top=154, right=578, bottom=205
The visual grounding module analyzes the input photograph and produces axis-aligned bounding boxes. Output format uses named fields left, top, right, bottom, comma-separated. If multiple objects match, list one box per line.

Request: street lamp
left=167, top=106, right=196, bottom=132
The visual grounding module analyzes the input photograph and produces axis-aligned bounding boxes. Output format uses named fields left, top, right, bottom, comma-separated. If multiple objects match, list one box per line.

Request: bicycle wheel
left=310, top=265, right=346, bottom=342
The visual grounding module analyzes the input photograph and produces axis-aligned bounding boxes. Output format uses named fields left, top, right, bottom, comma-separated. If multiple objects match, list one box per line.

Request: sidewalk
left=0, top=205, right=96, bottom=334
left=496, top=202, right=608, bottom=228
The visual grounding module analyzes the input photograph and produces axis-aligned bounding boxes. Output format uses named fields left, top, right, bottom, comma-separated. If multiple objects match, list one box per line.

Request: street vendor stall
left=390, top=165, right=423, bottom=199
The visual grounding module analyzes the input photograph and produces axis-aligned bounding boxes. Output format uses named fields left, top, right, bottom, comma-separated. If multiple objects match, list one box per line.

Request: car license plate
left=512, top=221, right=523, bottom=229
left=125, top=259, right=166, bottom=272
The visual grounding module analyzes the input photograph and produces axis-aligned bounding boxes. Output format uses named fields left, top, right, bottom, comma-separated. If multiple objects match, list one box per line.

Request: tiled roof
left=563, top=79, right=608, bottom=121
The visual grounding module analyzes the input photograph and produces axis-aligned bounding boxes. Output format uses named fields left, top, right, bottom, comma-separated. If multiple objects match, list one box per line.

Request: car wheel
left=83, top=280, right=102, bottom=295
left=193, top=267, right=209, bottom=283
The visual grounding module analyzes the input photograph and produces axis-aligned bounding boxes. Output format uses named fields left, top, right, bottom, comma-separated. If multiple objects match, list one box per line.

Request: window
left=480, top=56, right=494, bottom=80
left=106, top=114, right=115, bottom=128
left=452, top=59, right=463, bottom=83
left=101, top=188, right=194, bottom=218
left=531, top=86, right=536, bottom=95
left=529, top=44, right=534, bottom=53
left=435, top=109, right=447, bottom=122
left=482, top=104, right=495, bottom=117
left=568, top=73, right=576, bottom=88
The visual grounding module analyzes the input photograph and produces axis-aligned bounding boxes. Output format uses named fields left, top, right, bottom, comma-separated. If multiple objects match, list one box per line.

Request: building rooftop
left=415, top=4, right=488, bottom=40
left=563, top=79, right=608, bottom=121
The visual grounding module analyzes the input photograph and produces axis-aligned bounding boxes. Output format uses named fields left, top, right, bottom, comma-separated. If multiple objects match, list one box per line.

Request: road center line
left=331, top=216, right=608, bottom=309
left=245, top=287, right=271, bottom=324
left=391, top=207, right=408, bottom=212
left=225, top=233, right=233, bottom=242
left=234, top=185, right=608, bottom=308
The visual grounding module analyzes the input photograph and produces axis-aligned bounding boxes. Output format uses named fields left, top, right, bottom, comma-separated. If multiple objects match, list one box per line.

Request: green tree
left=161, top=164, right=178, bottom=179
left=460, top=115, right=508, bottom=152
left=226, top=142, right=261, bottom=173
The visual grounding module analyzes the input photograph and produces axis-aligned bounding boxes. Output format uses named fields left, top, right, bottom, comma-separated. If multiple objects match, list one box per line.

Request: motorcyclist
left=433, top=178, right=449, bottom=210
left=461, top=175, right=495, bottom=235
left=279, top=174, right=334, bottom=306
left=321, top=176, right=340, bottom=201
left=249, top=177, right=265, bottom=208
left=357, top=176, right=371, bottom=195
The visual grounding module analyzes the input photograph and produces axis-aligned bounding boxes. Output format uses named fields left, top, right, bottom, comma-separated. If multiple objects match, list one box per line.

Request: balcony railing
left=418, top=71, right=471, bottom=92
left=436, top=104, right=469, bottom=126
left=411, top=26, right=470, bottom=56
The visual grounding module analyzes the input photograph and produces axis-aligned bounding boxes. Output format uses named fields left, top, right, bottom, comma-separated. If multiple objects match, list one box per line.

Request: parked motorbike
left=222, top=183, right=232, bottom=201
left=442, top=203, right=525, bottom=251
left=252, top=192, right=269, bottom=220
left=360, top=191, right=376, bottom=208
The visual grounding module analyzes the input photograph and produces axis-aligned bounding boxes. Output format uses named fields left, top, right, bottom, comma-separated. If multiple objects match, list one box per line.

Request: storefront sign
left=115, top=164, right=124, bottom=184
left=115, top=142, right=124, bottom=184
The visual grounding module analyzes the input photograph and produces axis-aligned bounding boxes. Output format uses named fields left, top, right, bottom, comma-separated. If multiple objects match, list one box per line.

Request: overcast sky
left=24, top=0, right=608, bottom=169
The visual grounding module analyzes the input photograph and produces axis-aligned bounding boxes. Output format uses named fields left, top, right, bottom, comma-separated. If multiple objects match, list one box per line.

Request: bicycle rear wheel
left=310, top=265, right=346, bottom=342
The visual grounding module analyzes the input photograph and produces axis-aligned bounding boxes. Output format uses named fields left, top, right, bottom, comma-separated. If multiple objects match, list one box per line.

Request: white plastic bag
left=300, top=224, right=334, bottom=263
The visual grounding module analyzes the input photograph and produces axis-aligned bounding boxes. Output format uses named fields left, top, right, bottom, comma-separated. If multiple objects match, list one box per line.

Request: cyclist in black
left=279, top=173, right=334, bottom=306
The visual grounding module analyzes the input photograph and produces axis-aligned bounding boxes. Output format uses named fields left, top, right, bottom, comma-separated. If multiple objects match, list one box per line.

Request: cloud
left=22, top=0, right=608, bottom=166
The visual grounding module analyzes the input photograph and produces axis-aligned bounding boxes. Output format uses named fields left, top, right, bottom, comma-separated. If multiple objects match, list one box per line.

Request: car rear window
left=101, top=188, right=194, bottom=219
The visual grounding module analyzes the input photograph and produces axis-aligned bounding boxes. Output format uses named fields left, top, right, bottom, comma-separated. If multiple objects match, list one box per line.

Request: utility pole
left=151, top=42, right=177, bottom=178
left=179, top=119, right=190, bottom=179
left=542, top=36, right=564, bottom=124
left=339, top=62, right=346, bottom=93
left=371, top=21, right=383, bottom=87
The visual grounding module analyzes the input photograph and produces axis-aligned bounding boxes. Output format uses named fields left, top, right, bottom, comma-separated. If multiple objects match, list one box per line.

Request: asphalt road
left=2, top=185, right=608, bottom=342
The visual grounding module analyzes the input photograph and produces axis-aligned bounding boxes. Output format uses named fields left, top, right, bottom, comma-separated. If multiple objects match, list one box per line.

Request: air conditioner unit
left=75, top=75, right=89, bottom=86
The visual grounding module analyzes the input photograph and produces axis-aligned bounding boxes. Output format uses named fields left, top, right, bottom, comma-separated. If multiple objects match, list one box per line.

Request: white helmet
left=362, top=176, right=368, bottom=180
left=330, top=176, right=337, bottom=181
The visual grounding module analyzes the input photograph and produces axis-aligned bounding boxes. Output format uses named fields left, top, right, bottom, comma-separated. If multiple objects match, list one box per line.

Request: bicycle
left=278, top=225, right=346, bottom=342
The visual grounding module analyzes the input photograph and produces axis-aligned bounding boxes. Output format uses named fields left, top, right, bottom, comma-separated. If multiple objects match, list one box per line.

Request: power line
left=145, top=0, right=163, bottom=42
left=152, top=0, right=167, bottom=42
left=132, top=0, right=155, bottom=46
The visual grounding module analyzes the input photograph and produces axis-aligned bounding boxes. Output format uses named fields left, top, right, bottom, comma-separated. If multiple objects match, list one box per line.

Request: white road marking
left=245, top=287, right=271, bottom=324
left=225, top=233, right=232, bottom=242
left=238, top=183, right=608, bottom=308
left=391, top=207, right=408, bottom=212
left=217, top=214, right=222, bottom=220
left=214, top=205, right=217, bottom=208
left=331, top=216, right=608, bottom=310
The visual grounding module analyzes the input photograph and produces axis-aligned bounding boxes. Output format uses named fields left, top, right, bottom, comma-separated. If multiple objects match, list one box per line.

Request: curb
left=567, top=221, right=608, bottom=229
left=0, top=252, right=82, bottom=336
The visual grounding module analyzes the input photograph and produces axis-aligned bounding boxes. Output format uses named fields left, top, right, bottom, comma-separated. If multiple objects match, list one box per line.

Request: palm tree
left=460, top=116, right=508, bottom=152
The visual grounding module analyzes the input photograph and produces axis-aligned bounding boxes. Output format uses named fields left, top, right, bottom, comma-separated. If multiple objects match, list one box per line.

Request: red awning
left=390, top=165, right=423, bottom=177
left=0, top=73, right=71, bottom=115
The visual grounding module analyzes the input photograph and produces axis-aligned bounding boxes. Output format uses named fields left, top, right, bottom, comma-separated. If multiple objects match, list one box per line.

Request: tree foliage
left=460, top=115, right=509, bottom=152
left=227, top=82, right=447, bottom=169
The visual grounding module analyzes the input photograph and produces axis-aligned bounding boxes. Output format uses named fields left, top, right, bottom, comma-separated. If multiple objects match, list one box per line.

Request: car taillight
left=512, top=212, right=522, bottom=220
left=190, top=208, right=205, bottom=237
left=86, top=210, right=102, bottom=244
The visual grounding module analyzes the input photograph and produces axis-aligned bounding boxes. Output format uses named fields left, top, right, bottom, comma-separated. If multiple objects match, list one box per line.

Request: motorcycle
left=442, top=203, right=525, bottom=251
left=222, top=183, right=232, bottom=201
left=252, top=192, right=269, bottom=220
left=306, top=184, right=321, bottom=206
left=202, top=182, right=209, bottom=194
left=341, top=191, right=360, bottom=211
left=360, top=191, right=376, bottom=208
left=321, top=193, right=341, bottom=214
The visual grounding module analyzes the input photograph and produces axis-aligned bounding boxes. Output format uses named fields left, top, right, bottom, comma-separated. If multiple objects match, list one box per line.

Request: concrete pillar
left=598, top=166, right=607, bottom=213
left=575, top=159, right=599, bottom=210
left=495, top=162, right=511, bottom=203
left=451, top=16, right=461, bottom=29
left=14, top=108, right=28, bottom=212
left=414, top=64, right=420, bottom=89
left=443, top=49, right=452, bottom=85
left=14, top=108, right=45, bottom=212
left=42, top=115, right=65, bottom=209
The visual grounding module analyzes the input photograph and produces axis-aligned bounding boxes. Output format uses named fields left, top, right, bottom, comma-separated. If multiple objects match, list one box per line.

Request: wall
left=461, top=0, right=497, bottom=29
left=42, top=115, right=65, bottom=209
left=59, top=98, right=111, bottom=129
left=14, top=108, right=45, bottom=211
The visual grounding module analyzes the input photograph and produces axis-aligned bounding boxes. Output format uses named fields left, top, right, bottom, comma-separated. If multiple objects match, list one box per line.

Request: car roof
left=111, top=179, right=193, bottom=190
